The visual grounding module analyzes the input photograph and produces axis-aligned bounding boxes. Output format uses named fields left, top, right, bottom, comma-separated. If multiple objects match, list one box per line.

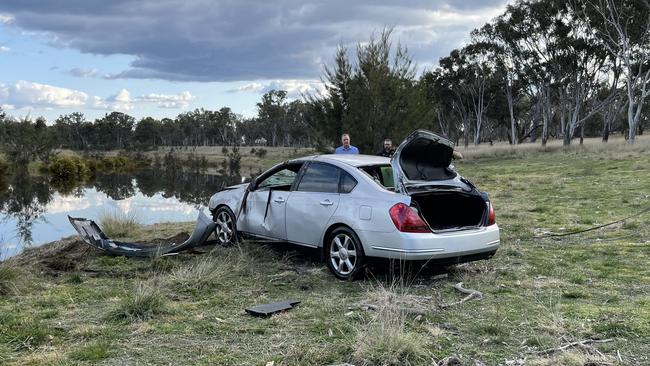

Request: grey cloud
left=0, top=0, right=508, bottom=82
left=67, top=67, right=99, bottom=78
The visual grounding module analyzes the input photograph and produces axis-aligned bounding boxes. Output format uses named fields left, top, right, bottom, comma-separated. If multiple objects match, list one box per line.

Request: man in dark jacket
left=377, top=138, right=395, bottom=157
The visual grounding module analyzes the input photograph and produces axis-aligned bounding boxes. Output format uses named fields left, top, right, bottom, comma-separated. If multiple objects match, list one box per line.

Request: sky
left=0, top=0, right=510, bottom=122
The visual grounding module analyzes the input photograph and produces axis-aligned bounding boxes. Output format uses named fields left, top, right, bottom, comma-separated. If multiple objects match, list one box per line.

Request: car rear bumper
left=358, top=224, right=500, bottom=260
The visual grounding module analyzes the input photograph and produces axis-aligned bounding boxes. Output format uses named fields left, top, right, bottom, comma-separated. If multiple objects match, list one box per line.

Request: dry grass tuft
left=0, top=266, right=19, bottom=296
left=353, top=279, right=433, bottom=366
left=353, top=305, right=430, bottom=366
left=99, top=210, right=142, bottom=238
left=110, top=278, right=167, bottom=322
left=169, top=254, right=228, bottom=291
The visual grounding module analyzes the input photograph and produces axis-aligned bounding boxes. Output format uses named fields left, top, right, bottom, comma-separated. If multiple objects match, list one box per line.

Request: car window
left=340, top=171, right=357, bottom=193
left=359, top=165, right=394, bottom=189
left=297, top=163, right=341, bottom=193
left=258, top=167, right=299, bottom=189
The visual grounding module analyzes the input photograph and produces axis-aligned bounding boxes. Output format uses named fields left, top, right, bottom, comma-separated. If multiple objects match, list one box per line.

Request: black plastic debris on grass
left=245, top=300, right=301, bottom=317
left=68, top=211, right=216, bottom=257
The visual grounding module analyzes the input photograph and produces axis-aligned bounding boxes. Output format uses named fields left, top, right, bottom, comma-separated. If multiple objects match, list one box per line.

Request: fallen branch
left=535, top=206, right=650, bottom=238
left=535, top=339, right=614, bottom=356
left=439, top=282, right=483, bottom=308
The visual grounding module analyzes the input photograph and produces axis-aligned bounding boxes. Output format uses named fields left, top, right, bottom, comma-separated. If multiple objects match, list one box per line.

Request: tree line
left=1, top=0, right=648, bottom=163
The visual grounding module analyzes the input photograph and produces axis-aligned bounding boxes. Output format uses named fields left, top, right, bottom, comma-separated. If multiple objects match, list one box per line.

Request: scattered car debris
left=245, top=299, right=300, bottom=317
left=68, top=211, right=216, bottom=257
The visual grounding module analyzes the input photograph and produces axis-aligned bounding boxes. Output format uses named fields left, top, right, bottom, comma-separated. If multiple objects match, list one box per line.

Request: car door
left=285, top=162, right=344, bottom=247
left=243, top=164, right=301, bottom=240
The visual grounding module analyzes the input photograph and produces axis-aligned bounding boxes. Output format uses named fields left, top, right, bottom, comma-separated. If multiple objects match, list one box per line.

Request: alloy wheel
left=329, top=233, right=358, bottom=276
left=215, top=210, right=234, bottom=245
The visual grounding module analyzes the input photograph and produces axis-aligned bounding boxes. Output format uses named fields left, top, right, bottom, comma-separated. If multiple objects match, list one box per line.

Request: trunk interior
left=410, top=191, right=486, bottom=231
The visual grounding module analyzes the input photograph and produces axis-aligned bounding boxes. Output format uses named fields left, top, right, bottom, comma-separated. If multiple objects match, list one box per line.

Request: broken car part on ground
left=68, top=211, right=216, bottom=257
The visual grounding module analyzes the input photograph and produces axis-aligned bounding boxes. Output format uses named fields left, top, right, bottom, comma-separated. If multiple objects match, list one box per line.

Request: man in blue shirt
left=335, top=133, right=359, bottom=154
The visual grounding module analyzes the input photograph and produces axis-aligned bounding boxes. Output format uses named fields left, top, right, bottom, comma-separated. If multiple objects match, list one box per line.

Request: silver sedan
left=208, top=130, right=500, bottom=279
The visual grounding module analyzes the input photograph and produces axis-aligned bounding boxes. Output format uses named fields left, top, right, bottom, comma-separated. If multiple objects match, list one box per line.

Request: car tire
left=213, top=206, right=238, bottom=246
left=326, top=227, right=365, bottom=280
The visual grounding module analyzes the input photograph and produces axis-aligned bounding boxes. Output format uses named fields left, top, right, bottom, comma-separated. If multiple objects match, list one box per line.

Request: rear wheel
left=326, top=227, right=365, bottom=280
left=213, top=206, right=238, bottom=246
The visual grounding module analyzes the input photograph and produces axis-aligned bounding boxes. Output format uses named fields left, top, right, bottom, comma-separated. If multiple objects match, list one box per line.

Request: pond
left=0, top=169, right=242, bottom=260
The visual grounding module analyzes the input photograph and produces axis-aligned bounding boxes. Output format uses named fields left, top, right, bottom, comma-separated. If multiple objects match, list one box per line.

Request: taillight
left=389, top=203, right=430, bottom=233
left=487, top=202, right=496, bottom=226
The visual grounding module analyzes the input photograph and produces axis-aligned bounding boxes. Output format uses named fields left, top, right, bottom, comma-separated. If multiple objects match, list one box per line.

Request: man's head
left=383, top=138, right=392, bottom=151
left=341, top=133, right=351, bottom=148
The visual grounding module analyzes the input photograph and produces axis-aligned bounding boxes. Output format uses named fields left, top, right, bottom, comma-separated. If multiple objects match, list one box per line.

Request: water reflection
left=0, top=168, right=241, bottom=260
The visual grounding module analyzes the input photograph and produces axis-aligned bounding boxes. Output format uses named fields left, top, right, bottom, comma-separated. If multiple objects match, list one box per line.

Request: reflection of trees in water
left=0, top=167, right=240, bottom=246
left=81, top=168, right=240, bottom=206
left=0, top=169, right=53, bottom=244
left=134, top=169, right=240, bottom=206
left=92, top=173, right=136, bottom=200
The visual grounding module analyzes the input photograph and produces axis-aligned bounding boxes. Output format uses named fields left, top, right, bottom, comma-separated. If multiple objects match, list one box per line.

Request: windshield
left=358, top=165, right=394, bottom=190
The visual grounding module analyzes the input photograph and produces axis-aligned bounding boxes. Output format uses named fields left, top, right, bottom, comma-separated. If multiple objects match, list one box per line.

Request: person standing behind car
left=377, top=138, right=395, bottom=157
left=335, top=133, right=359, bottom=154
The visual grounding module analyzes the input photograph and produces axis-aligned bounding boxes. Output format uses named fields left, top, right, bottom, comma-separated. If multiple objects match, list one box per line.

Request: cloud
left=137, top=91, right=195, bottom=109
left=104, top=89, right=134, bottom=112
left=0, top=80, right=88, bottom=108
left=0, top=0, right=509, bottom=82
left=66, top=67, right=98, bottom=78
left=0, top=81, right=194, bottom=112
left=0, top=13, right=13, bottom=24
left=0, top=46, right=10, bottom=52
left=229, top=82, right=265, bottom=93
left=229, top=79, right=325, bottom=98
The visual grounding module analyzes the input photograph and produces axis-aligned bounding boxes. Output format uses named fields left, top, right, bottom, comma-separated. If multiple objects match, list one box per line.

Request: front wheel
left=326, top=227, right=365, bottom=280
left=213, top=206, right=238, bottom=246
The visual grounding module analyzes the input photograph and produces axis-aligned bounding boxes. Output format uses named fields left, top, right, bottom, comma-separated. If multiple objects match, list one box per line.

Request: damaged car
left=208, top=130, right=500, bottom=279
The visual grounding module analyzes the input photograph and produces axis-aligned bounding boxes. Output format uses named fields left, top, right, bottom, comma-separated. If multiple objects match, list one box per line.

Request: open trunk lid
left=391, top=130, right=458, bottom=194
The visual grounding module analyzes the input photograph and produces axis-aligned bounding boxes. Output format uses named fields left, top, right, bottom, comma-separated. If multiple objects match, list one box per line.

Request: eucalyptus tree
left=489, top=0, right=575, bottom=146
left=574, top=0, right=650, bottom=143
left=52, top=112, right=90, bottom=150
left=472, top=23, right=526, bottom=144
left=256, top=90, right=289, bottom=147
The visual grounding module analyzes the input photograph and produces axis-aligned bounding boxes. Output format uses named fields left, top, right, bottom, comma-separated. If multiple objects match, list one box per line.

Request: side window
left=297, top=163, right=341, bottom=193
left=257, top=164, right=302, bottom=190
left=340, top=171, right=357, bottom=193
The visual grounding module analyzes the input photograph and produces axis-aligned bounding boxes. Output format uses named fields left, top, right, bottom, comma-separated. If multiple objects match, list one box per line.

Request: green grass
left=1, top=138, right=649, bottom=365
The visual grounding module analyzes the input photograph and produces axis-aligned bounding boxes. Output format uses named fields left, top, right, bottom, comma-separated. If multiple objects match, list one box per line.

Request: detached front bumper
left=358, top=224, right=500, bottom=260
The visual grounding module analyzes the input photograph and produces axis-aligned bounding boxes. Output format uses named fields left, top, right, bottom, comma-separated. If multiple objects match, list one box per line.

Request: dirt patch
left=136, top=232, right=190, bottom=246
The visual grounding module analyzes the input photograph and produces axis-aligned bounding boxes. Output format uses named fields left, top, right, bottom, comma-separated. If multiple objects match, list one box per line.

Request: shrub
left=45, top=155, right=91, bottom=181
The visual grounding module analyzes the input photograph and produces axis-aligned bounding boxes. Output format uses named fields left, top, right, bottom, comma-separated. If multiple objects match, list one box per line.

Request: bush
left=45, top=155, right=91, bottom=181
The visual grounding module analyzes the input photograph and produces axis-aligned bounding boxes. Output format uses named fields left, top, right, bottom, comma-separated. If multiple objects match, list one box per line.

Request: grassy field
left=1, top=137, right=649, bottom=365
